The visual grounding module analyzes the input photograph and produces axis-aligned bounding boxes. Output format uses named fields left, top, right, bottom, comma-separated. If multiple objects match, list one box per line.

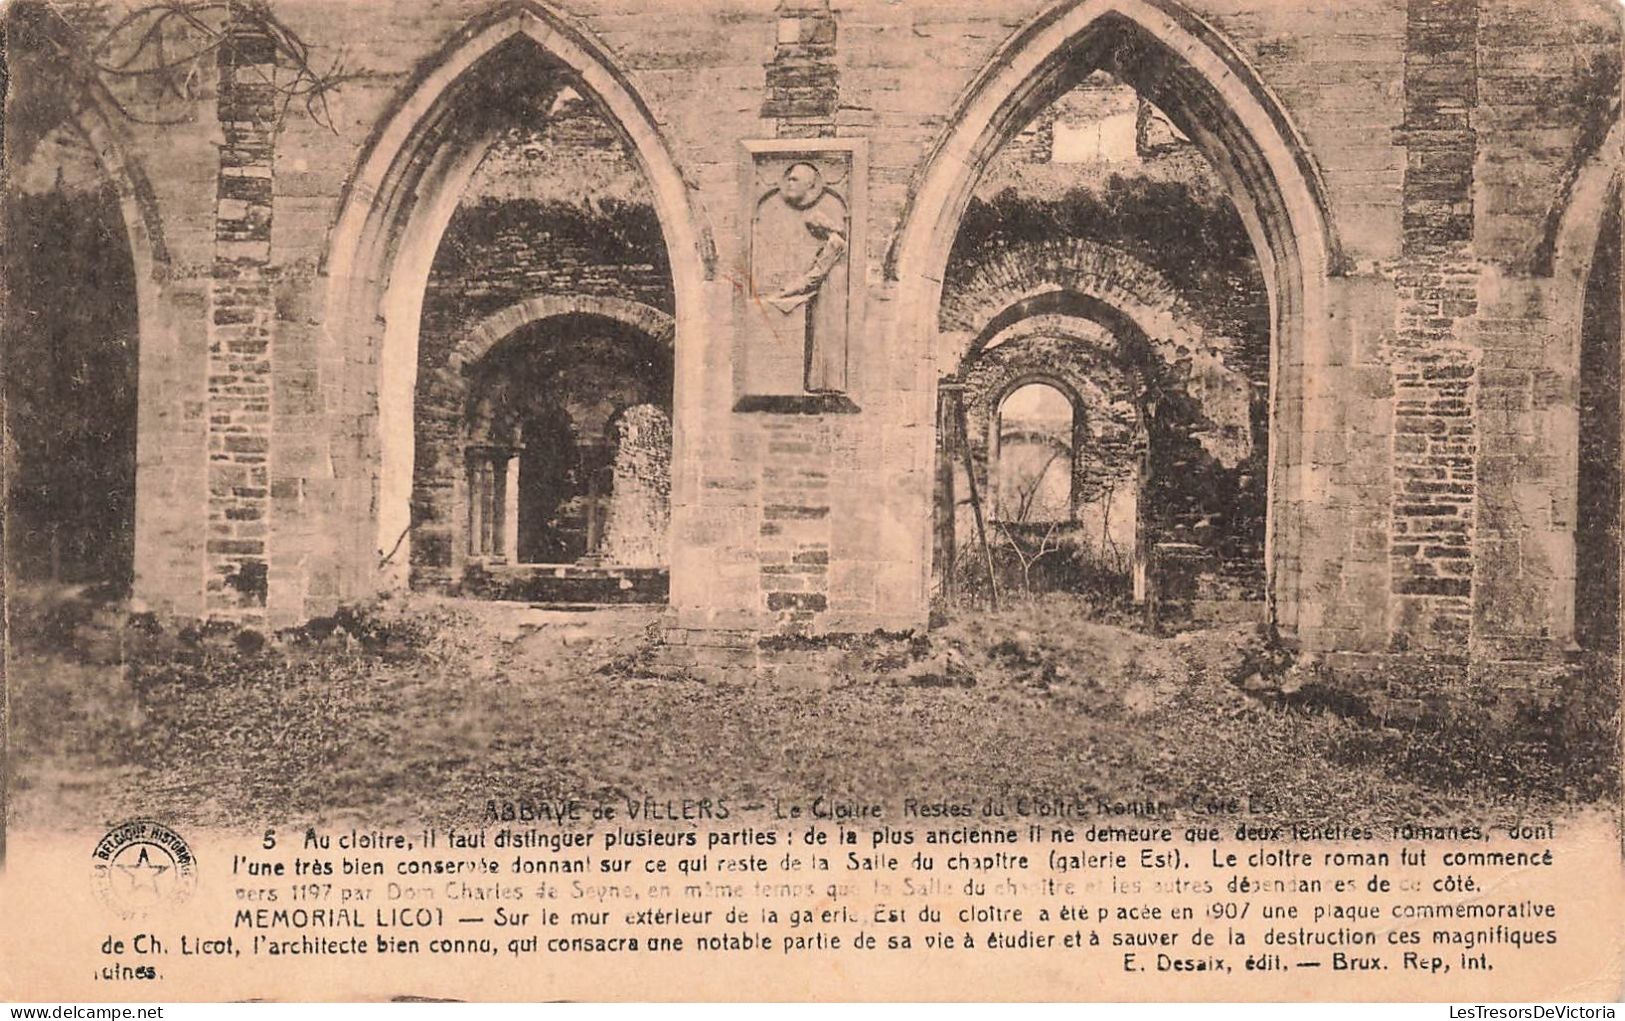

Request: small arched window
left=994, top=382, right=1074, bottom=524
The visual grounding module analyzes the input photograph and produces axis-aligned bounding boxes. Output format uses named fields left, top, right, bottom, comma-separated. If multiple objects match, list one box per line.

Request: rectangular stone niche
left=734, top=137, right=867, bottom=413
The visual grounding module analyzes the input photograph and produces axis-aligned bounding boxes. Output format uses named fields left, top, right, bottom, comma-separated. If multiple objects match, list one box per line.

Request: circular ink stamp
left=91, top=819, right=199, bottom=919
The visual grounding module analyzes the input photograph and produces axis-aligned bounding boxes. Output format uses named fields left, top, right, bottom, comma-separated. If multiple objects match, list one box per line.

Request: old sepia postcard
left=1, top=0, right=1621, bottom=1004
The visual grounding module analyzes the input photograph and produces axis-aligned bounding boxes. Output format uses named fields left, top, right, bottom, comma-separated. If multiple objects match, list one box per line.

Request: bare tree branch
left=995, top=518, right=1061, bottom=599
left=29, top=0, right=369, bottom=134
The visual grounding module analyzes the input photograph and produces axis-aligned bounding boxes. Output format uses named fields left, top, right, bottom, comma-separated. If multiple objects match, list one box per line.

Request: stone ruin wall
left=8, top=0, right=1617, bottom=695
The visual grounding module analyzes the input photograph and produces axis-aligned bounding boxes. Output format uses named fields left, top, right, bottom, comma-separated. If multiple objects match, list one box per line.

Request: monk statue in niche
left=750, top=160, right=850, bottom=394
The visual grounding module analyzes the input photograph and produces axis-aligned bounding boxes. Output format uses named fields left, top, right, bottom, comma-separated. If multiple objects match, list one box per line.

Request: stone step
left=462, top=563, right=669, bottom=604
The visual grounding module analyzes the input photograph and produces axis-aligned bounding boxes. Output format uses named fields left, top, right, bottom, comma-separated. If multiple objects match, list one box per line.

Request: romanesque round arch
left=950, top=318, right=1151, bottom=585
left=969, top=350, right=1146, bottom=521
left=451, top=295, right=676, bottom=372
left=981, top=372, right=1091, bottom=519
left=967, top=314, right=1148, bottom=432
left=940, top=238, right=1238, bottom=370
left=890, top=0, right=1338, bottom=635
left=319, top=0, right=711, bottom=595
left=964, top=307, right=1248, bottom=478
left=987, top=370, right=1091, bottom=418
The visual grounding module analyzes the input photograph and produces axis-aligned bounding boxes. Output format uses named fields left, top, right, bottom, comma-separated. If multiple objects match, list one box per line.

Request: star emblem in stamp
left=91, top=820, right=199, bottom=919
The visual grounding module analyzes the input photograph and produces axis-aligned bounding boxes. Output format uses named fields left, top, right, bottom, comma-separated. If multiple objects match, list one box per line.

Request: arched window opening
left=454, top=313, right=673, bottom=601
left=994, top=382, right=1075, bottom=524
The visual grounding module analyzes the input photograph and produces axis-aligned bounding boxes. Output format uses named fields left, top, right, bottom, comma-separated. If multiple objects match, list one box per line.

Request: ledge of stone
left=733, top=393, right=860, bottom=415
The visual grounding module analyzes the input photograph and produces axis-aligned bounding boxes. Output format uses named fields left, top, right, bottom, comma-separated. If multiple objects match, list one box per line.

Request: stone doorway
left=441, top=312, right=674, bottom=604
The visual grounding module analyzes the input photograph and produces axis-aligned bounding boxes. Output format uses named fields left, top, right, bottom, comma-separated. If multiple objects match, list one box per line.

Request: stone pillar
left=603, top=406, right=672, bottom=567
left=466, top=455, right=487, bottom=558
left=501, top=451, right=521, bottom=563
left=756, top=417, right=834, bottom=631
left=934, top=379, right=964, bottom=606
left=1134, top=439, right=1151, bottom=604
left=1388, top=0, right=1480, bottom=656
left=465, top=446, right=520, bottom=561
left=206, top=1, right=277, bottom=620
left=734, top=2, right=850, bottom=632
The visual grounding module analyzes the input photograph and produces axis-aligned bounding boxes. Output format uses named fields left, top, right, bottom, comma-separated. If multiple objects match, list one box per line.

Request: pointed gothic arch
left=4, top=6, right=179, bottom=600
left=1551, top=117, right=1623, bottom=310
left=891, top=0, right=1338, bottom=636
left=319, top=0, right=711, bottom=597
left=1549, top=115, right=1623, bottom=654
left=69, top=102, right=176, bottom=599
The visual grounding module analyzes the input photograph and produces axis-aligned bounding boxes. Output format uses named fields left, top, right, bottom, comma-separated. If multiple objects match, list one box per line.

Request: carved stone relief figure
left=748, top=158, right=851, bottom=395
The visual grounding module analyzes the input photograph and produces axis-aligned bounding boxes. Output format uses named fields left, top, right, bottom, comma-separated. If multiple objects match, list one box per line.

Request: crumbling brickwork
left=206, top=6, right=278, bottom=617
left=1385, top=0, right=1481, bottom=653
left=940, top=224, right=1266, bottom=607
left=764, top=0, right=840, bottom=137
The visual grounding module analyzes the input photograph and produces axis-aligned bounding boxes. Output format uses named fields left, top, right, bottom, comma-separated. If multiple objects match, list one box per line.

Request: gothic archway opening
left=933, top=68, right=1270, bottom=630
left=1575, top=188, right=1621, bottom=663
left=321, top=5, right=706, bottom=609
left=393, top=36, right=678, bottom=604
left=4, top=122, right=141, bottom=595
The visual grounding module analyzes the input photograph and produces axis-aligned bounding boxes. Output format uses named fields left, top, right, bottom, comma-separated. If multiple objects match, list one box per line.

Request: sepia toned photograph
left=1, top=0, right=1621, bottom=1004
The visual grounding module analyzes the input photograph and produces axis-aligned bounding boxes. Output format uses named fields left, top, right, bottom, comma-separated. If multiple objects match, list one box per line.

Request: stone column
left=501, top=451, right=521, bottom=563
left=603, top=406, right=672, bottom=567
left=206, top=3, right=277, bottom=620
left=466, top=456, right=487, bottom=558
left=1388, top=0, right=1481, bottom=656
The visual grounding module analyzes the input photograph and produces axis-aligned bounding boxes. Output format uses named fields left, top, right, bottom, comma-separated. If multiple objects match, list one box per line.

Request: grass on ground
left=7, top=588, right=1617, bottom=831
